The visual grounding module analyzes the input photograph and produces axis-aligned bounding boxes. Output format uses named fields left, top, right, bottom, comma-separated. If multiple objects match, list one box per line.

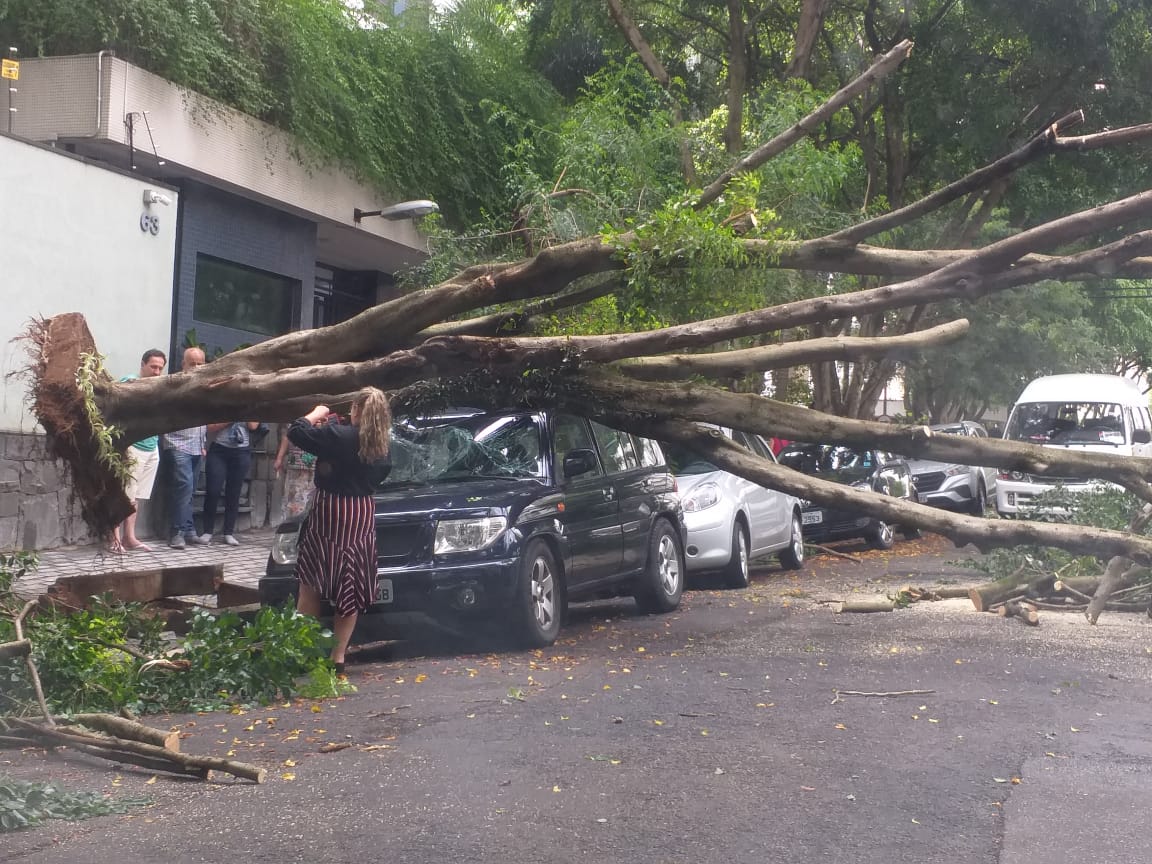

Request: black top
left=287, top=419, right=391, bottom=497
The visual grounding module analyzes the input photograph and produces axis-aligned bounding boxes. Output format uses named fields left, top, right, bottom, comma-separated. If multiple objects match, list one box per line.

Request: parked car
left=905, top=421, right=997, bottom=515
left=259, top=409, right=686, bottom=648
left=996, top=374, right=1152, bottom=517
left=777, top=443, right=919, bottom=550
left=660, top=429, right=805, bottom=588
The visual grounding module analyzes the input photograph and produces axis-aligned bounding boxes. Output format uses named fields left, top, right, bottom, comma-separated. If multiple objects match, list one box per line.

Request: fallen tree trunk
left=969, top=571, right=1100, bottom=613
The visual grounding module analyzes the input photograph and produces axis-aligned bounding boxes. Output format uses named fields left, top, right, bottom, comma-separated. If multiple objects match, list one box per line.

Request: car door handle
left=603, top=486, right=616, bottom=501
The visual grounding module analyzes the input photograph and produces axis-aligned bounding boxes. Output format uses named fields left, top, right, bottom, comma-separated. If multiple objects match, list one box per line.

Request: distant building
left=0, top=53, right=434, bottom=549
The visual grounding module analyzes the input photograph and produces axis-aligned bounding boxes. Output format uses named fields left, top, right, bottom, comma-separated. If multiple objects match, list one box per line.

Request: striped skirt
left=296, top=490, right=377, bottom=617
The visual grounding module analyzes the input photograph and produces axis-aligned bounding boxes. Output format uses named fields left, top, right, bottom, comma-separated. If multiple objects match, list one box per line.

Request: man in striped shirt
left=161, top=347, right=210, bottom=549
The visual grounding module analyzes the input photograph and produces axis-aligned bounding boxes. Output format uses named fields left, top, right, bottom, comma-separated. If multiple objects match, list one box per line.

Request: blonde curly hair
left=354, top=387, right=391, bottom=463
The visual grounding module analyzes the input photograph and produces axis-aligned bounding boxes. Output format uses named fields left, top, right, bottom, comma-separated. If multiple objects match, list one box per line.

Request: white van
left=996, top=374, right=1152, bottom=516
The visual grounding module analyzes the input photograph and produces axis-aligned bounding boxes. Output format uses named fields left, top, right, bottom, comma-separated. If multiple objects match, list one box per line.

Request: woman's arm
left=274, top=432, right=290, bottom=474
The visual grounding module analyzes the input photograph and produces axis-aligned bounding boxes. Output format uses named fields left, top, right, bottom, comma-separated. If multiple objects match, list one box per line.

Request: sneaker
left=169, top=535, right=187, bottom=550
left=187, top=533, right=211, bottom=546
left=223, top=534, right=240, bottom=547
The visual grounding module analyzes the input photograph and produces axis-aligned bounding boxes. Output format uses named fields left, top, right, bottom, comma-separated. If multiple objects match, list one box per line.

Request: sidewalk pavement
left=11, top=528, right=276, bottom=600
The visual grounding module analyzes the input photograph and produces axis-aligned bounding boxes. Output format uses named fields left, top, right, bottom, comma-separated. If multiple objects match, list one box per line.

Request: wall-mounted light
left=143, top=189, right=171, bottom=206
left=354, top=199, right=439, bottom=223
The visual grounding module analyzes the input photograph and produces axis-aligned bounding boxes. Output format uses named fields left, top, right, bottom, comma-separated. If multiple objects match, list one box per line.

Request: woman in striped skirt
left=288, top=388, right=392, bottom=672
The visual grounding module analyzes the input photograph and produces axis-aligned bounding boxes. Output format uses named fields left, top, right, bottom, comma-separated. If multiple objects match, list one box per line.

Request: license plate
left=375, top=578, right=394, bottom=604
left=801, top=511, right=823, bottom=525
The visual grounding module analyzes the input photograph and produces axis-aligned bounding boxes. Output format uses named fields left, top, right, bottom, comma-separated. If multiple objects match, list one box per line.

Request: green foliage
left=0, top=0, right=560, bottom=225
left=158, top=607, right=333, bottom=711
left=0, top=775, right=146, bottom=832
left=3, top=592, right=334, bottom=715
left=295, top=664, right=357, bottom=699
left=961, top=485, right=1151, bottom=584
left=75, top=352, right=130, bottom=484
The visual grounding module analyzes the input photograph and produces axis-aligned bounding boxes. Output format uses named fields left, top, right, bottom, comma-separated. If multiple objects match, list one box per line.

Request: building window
left=193, top=255, right=297, bottom=336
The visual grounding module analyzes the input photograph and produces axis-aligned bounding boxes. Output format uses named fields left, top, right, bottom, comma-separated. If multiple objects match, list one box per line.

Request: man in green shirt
left=111, top=349, right=166, bottom=552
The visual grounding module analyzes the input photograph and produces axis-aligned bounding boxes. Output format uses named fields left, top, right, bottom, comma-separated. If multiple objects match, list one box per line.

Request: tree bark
left=725, top=0, right=747, bottom=155
left=786, top=0, right=830, bottom=81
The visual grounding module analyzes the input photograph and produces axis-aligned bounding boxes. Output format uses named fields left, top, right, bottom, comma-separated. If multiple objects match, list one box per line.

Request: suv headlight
left=270, top=527, right=300, bottom=565
left=943, top=465, right=968, bottom=477
left=435, top=516, right=507, bottom=553
left=682, top=481, right=721, bottom=512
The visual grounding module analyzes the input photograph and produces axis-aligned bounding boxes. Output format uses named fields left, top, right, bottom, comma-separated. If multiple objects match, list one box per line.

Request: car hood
left=906, top=458, right=961, bottom=473
left=374, top=478, right=550, bottom=518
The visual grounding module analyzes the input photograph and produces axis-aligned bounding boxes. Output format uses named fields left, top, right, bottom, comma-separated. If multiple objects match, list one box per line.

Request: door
left=589, top=421, right=652, bottom=575
left=553, top=415, right=622, bottom=588
left=739, top=431, right=789, bottom=552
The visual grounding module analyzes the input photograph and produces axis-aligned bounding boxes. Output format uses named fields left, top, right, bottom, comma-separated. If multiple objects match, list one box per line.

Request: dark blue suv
left=259, top=409, right=685, bottom=647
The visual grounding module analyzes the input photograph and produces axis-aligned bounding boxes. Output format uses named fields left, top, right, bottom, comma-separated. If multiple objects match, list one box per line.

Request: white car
left=661, top=430, right=805, bottom=588
left=906, top=421, right=998, bottom=516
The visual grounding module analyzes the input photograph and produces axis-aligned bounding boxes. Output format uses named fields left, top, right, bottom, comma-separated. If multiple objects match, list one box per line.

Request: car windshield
left=660, top=443, right=718, bottom=476
left=778, top=443, right=876, bottom=484
left=1004, top=401, right=1126, bottom=446
left=385, top=412, right=545, bottom=485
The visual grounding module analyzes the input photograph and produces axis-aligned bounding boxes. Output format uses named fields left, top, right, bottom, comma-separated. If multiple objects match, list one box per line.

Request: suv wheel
left=513, top=539, right=563, bottom=647
left=779, top=511, right=805, bottom=571
left=866, top=520, right=895, bottom=550
left=722, top=522, right=751, bottom=589
left=635, top=520, right=684, bottom=613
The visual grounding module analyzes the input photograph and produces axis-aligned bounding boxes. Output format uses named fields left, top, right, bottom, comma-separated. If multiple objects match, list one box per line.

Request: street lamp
left=354, top=199, right=439, bottom=223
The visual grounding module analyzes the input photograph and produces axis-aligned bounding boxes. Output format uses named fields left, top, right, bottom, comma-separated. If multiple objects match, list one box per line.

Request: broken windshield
left=385, top=412, right=546, bottom=485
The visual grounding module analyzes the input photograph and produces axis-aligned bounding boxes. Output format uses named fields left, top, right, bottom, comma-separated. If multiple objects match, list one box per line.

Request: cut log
left=998, top=599, right=1040, bottom=626
left=47, top=564, right=225, bottom=607
left=216, top=581, right=260, bottom=608
left=969, top=570, right=1101, bottom=613
left=66, top=713, right=180, bottom=753
left=1086, top=558, right=1142, bottom=625
left=7, top=719, right=265, bottom=783
left=837, top=598, right=896, bottom=613
left=0, top=639, right=31, bottom=660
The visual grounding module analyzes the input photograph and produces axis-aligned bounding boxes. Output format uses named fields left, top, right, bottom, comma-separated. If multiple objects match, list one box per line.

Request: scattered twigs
left=12, top=598, right=53, bottom=725
left=808, top=544, right=862, bottom=563
left=1052, top=580, right=1092, bottom=604
left=831, top=688, right=935, bottom=705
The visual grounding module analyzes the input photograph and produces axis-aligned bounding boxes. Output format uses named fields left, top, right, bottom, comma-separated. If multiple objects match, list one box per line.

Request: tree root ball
left=25, top=313, right=133, bottom=536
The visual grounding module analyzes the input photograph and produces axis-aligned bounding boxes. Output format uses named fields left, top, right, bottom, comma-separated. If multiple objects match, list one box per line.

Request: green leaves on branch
left=0, top=776, right=146, bottom=833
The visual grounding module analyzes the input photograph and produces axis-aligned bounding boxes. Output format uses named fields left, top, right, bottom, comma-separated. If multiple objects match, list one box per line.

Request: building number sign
left=139, top=212, right=160, bottom=236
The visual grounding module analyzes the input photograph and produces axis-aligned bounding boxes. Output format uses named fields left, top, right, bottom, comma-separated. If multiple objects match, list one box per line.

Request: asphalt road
left=5, top=534, right=1152, bottom=863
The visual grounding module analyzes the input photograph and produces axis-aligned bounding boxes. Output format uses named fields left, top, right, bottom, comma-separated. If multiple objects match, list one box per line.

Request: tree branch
left=695, top=39, right=913, bottom=208
left=614, top=319, right=970, bottom=380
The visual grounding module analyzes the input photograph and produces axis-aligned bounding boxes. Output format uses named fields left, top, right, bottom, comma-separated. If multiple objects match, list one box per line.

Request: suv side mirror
left=1134, top=429, right=1151, bottom=444
left=563, top=448, right=599, bottom=478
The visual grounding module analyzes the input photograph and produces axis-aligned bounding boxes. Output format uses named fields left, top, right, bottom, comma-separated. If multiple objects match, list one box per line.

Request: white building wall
left=0, top=134, right=177, bottom=432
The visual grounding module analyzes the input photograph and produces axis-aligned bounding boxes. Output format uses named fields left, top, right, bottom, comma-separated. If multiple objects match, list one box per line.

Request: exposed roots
left=19, top=314, right=132, bottom=537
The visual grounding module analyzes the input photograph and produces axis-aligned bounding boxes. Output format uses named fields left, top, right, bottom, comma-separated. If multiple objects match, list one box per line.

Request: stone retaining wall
left=0, top=429, right=280, bottom=551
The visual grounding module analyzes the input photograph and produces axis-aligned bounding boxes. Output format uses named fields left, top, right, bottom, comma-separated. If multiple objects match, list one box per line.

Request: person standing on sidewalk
left=161, top=347, right=210, bottom=549
left=290, top=388, right=392, bottom=673
left=110, top=349, right=166, bottom=552
left=200, top=419, right=261, bottom=546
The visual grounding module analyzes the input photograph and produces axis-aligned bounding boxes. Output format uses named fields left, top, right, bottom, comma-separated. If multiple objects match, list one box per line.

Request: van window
left=555, top=415, right=603, bottom=478
left=1004, top=402, right=1127, bottom=445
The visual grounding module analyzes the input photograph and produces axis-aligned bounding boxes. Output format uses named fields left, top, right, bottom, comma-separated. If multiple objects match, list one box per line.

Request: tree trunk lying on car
left=19, top=40, right=1152, bottom=621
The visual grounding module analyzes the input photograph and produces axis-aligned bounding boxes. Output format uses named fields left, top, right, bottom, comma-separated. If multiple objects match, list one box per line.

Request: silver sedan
left=662, top=430, right=805, bottom=589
